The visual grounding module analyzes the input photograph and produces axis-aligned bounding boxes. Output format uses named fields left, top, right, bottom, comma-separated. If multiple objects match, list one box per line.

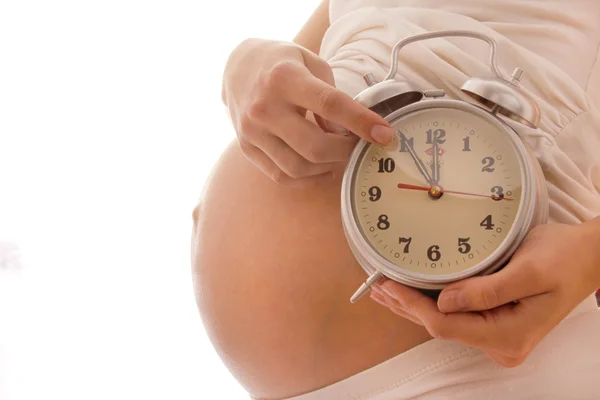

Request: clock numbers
left=482, top=157, right=495, bottom=172
left=480, top=214, right=494, bottom=230
left=426, top=129, right=446, bottom=144
left=427, top=245, right=441, bottom=262
left=377, top=158, right=395, bottom=173
left=399, top=136, right=414, bottom=153
left=463, top=136, right=471, bottom=152
left=458, top=237, right=471, bottom=254
left=491, top=186, right=504, bottom=201
left=368, top=186, right=381, bottom=201
left=377, top=215, right=390, bottom=230
left=399, top=237, right=412, bottom=253
left=354, top=108, right=521, bottom=274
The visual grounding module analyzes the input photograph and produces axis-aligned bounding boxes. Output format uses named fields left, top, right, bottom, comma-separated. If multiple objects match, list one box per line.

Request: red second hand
left=444, top=189, right=514, bottom=201
left=397, top=183, right=514, bottom=201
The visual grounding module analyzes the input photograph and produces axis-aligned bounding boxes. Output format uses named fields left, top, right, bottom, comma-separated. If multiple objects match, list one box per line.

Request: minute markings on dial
left=357, top=115, right=520, bottom=271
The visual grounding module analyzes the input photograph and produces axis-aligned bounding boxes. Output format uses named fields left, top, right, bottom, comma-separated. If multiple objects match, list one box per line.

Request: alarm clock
left=342, top=30, right=549, bottom=303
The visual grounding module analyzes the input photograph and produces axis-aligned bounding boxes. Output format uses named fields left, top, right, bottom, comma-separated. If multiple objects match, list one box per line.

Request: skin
left=192, top=144, right=433, bottom=400
left=220, top=1, right=395, bottom=189
left=193, top=4, right=432, bottom=398
left=293, top=0, right=330, bottom=54
left=372, top=218, right=600, bottom=367
left=193, top=1, right=600, bottom=399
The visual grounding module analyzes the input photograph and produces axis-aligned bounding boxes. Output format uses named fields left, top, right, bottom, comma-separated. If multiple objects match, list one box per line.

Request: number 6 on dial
left=342, top=30, right=549, bottom=303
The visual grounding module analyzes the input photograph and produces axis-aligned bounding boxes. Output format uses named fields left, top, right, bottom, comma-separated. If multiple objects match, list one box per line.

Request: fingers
left=437, top=255, right=552, bottom=313
left=378, top=281, right=443, bottom=332
left=301, top=50, right=348, bottom=135
left=371, top=285, right=424, bottom=326
left=378, top=280, right=555, bottom=361
left=237, top=59, right=365, bottom=186
left=231, top=45, right=397, bottom=187
left=484, top=349, right=529, bottom=368
left=237, top=54, right=394, bottom=187
left=240, top=106, right=356, bottom=183
left=253, top=135, right=340, bottom=179
left=271, top=61, right=395, bottom=145
left=238, top=141, right=335, bottom=188
left=272, top=111, right=358, bottom=164
left=300, top=47, right=336, bottom=87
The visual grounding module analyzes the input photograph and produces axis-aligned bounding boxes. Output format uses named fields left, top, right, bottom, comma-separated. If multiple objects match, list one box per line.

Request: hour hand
left=398, top=130, right=433, bottom=185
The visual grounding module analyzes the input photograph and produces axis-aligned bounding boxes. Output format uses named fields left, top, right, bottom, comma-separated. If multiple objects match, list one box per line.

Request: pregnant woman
left=192, top=1, right=600, bottom=399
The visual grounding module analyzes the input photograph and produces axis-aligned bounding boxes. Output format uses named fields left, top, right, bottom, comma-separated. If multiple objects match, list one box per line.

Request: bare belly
left=191, top=140, right=433, bottom=400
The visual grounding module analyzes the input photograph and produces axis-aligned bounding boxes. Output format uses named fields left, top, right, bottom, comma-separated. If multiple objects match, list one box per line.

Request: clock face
left=351, top=106, right=524, bottom=277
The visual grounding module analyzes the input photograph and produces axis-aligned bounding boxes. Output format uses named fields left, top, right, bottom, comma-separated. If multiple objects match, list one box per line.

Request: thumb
left=437, top=260, right=543, bottom=313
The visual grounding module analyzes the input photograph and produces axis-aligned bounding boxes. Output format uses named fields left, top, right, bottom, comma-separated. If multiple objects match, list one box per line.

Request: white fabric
left=286, top=1, right=600, bottom=398
left=284, top=297, right=599, bottom=400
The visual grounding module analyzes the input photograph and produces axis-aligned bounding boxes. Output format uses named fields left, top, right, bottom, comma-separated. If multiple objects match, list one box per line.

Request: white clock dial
left=351, top=107, right=524, bottom=276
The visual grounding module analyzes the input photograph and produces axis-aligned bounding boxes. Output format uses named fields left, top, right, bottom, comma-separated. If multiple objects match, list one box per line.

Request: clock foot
left=350, top=271, right=384, bottom=303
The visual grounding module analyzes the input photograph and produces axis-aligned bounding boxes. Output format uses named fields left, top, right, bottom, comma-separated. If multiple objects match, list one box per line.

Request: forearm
left=293, top=0, right=330, bottom=54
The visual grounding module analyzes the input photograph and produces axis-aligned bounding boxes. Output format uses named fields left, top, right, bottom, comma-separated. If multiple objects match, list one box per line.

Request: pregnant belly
left=191, top=140, right=433, bottom=400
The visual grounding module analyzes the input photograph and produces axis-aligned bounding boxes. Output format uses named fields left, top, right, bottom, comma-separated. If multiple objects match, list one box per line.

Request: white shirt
left=283, top=2, right=600, bottom=398
left=322, top=0, right=600, bottom=224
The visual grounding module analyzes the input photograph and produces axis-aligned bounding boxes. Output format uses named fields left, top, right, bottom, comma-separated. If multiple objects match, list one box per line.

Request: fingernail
left=438, top=290, right=468, bottom=313
left=370, top=125, right=394, bottom=145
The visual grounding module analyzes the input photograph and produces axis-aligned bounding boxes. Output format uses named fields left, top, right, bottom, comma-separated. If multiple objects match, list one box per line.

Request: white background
left=0, top=1, right=319, bottom=399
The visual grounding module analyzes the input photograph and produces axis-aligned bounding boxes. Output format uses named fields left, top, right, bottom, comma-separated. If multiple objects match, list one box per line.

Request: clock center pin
left=429, top=184, right=444, bottom=199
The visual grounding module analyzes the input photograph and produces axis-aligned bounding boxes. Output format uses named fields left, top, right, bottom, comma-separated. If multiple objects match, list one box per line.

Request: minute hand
left=432, top=140, right=440, bottom=184
left=398, top=130, right=433, bottom=185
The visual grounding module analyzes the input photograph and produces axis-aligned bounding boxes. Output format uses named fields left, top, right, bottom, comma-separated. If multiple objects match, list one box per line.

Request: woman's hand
left=222, top=39, right=395, bottom=187
left=370, top=219, right=600, bottom=367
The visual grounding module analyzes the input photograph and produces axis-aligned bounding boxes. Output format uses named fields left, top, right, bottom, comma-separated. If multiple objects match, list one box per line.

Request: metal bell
left=461, top=68, right=541, bottom=129
left=353, top=73, right=423, bottom=117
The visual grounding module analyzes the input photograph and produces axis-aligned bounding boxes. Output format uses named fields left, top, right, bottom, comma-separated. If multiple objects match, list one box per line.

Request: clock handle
left=383, top=30, right=541, bottom=128
left=384, top=30, right=505, bottom=82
